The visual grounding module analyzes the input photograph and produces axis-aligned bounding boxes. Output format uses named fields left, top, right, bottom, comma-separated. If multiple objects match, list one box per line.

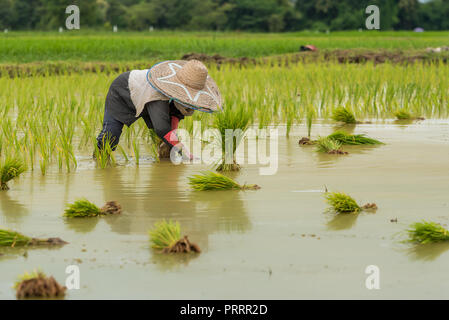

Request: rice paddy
left=1, top=30, right=449, bottom=299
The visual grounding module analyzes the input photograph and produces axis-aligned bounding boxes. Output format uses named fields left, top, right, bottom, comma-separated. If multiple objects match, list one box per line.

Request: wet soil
left=16, top=275, right=66, bottom=299
left=327, top=150, right=348, bottom=155
left=362, top=203, right=378, bottom=211
left=162, top=236, right=201, bottom=254
left=2, top=49, right=448, bottom=78
left=100, top=201, right=122, bottom=215
left=30, top=237, right=68, bottom=246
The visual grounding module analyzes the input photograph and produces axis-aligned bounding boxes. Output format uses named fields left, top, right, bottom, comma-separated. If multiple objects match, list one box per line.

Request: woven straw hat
left=147, top=60, right=223, bottom=113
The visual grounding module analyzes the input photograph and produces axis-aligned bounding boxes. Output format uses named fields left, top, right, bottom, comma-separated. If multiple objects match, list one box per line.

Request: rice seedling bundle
left=63, top=199, right=122, bottom=217
left=331, top=107, right=356, bottom=124
left=0, top=228, right=67, bottom=247
left=188, top=171, right=260, bottom=191
left=149, top=220, right=200, bottom=254
left=407, top=221, right=449, bottom=244
left=0, top=158, right=26, bottom=190
left=14, top=270, right=66, bottom=299
left=394, top=110, right=412, bottom=120
left=315, top=137, right=347, bottom=155
left=324, top=192, right=377, bottom=214
left=327, top=131, right=383, bottom=145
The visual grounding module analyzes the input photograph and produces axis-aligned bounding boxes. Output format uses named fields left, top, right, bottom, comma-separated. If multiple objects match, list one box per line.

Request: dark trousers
left=96, top=101, right=175, bottom=151
left=96, top=107, right=125, bottom=151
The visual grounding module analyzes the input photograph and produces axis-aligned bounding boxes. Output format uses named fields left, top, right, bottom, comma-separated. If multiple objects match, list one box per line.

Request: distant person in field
left=96, top=59, right=223, bottom=159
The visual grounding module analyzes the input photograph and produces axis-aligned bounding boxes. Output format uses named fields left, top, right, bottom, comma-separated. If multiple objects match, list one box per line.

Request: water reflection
left=64, top=217, right=100, bottom=233
left=326, top=213, right=358, bottom=230
left=0, top=193, right=29, bottom=224
left=407, top=242, right=449, bottom=261
left=93, top=163, right=251, bottom=251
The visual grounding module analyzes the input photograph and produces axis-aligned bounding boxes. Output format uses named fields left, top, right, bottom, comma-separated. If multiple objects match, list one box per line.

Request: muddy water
left=1, top=122, right=449, bottom=299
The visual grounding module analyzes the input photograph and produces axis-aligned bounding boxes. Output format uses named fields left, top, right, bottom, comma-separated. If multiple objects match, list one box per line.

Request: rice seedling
left=0, top=158, right=26, bottom=190
left=407, top=221, right=449, bottom=244
left=327, top=131, right=383, bottom=145
left=394, top=110, right=412, bottom=120
left=0, top=228, right=67, bottom=247
left=331, top=107, right=356, bottom=124
left=149, top=220, right=200, bottom=254
left=63, top=199, right=122, bottom=218
left=315, top=137, right=348, bottom=155
left=306, top=106, right=315, bottom=138
left=213, top=107, right=251, bottom=171
left=188, top=171, right=260, bottom=191
left=324, top=192, right=377, bottom=214
left=14, top=269, right=66, bottom=299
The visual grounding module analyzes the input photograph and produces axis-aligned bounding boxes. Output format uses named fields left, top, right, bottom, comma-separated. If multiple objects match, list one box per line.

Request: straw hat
left=147, top=60, right=223, bottom=113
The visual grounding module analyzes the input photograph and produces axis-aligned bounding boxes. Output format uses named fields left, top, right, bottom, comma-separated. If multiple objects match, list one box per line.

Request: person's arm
left=145, top=101, right=192, bottom=159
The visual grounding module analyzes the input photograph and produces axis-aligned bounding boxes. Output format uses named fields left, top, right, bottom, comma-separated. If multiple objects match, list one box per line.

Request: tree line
left=0, top=0, right=448, bottom=32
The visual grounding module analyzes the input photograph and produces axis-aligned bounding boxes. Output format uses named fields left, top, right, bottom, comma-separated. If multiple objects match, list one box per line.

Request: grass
left=394, top=110, right=413, bottom=120
left=327, top=131, right=383, bottom=145
left=149, top=220, right=181, bottom=250
left=331, top=107, right=356, bottom=124
left=407, top=221, right=449, bottom=244
left=188, top=171, right=260, bottom=191
left=63, top=199, right=101, bottom=218
left=0, top=158, right=26, bottom=190
left=315, top=137, right=343, bottom=153
left=0, top=228, right=32, bottom=247
left=2, top=31, right=449, bottom=64
left=324, top=192, right=361, bottom=214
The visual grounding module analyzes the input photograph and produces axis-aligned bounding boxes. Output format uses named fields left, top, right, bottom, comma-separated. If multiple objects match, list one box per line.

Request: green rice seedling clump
left=64, top=199, right=101, bottom=217
left=149, top=220, right=201, bottom=253
left=331, top=107, right=356, bottom=124
left=394, top=110, right=412, bottom=120
left=64, top=199, right=122, bottom=217
left=407, top=221, right=449, bottom=244
left=327, top=131, right=383, bottom=145
left=0, top=229, right=32, bottom=247
left=315, top=137, right=347, bottom=154
left=325, top=192, right=361, bottom=214
left=149, top=220, right=181, bottom=250
left=0, top=228, right=67, bottom=247
left=0, top=158, right=26, bottom=190
left=188, top=171, right=260, bottom=191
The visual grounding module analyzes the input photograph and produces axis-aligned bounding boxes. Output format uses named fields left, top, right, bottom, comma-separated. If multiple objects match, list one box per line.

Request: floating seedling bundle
left=324, top=192, right=377, bottom=214
left=407, top=221, right=449, bottom=244
left=149, top=220, right=200, bottom=254
left=0, top=228, right=67, bottom=247
left=188, top=171, right=260, bottom=191
left=315, top=137, right=348, bottom=155
left=63, top=199, right=122, bottom=218
left=0, top=158, right=26, bottom=190
left=326, top=131, right=383, bottom=145
left=14, top=270, right=66, bottom=299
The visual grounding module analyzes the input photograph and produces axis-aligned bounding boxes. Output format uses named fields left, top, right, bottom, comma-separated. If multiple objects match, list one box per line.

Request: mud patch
left=100, top=201, right=122, bottom=215
left=162, top=236, right=201, bottom=254
left=16, top=275, right=66, bottom=299
left=181, top=53, right=256, bottom=65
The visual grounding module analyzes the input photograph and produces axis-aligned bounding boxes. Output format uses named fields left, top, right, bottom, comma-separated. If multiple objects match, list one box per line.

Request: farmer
left=96, top=59, right=223, bottom=159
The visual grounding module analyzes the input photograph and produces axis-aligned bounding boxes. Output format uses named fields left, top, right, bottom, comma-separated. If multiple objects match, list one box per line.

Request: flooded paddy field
left=1, top=121, right=449, bottom=299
